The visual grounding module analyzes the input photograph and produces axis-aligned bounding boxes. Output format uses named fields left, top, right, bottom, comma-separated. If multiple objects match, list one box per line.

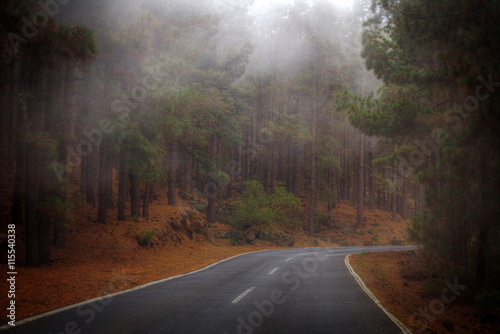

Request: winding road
left=2, top=246, right=414, bottom=334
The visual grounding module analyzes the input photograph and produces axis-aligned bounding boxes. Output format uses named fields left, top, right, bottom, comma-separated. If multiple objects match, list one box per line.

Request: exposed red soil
left=349, top=251, right=500, bottom=333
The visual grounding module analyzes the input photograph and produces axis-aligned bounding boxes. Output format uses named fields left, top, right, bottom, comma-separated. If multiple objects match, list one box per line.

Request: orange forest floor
left=1, top=191, right=498, bottom=333
left=349, top=251, right=499, bottom=334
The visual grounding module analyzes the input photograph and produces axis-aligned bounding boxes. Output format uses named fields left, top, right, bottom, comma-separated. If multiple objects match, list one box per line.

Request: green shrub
left=231, top=181, right=275, bottom=228
left=135, top=229, right=157, bottom=247
left=230, top=181, right=303, bottom=228
left=423, top=279, right=444, bottom=296
left=194, top=202, right=207, bottom=213
left=270, top=186, right=303, bottom=227
left=227, top=236, right=239, bottom=246
left=475, top=289, right=500, bottom=311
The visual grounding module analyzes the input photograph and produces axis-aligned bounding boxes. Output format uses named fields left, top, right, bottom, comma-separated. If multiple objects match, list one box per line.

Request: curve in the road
left=1, top=246, right=416, bottom=334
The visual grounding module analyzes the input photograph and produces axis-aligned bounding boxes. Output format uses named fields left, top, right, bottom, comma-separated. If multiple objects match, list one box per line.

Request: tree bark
left=167, top=139, right=178, bottom=206
left=292, top=142, right=301, bottom=198
left=98, top=136, right=113, bottom=224
left=183, top=149, right=193, bottom=191
left=206, top=135, right=218, bottom=225
left=25, top=55, right=41, bottom=266
left=356, top=133, right=364, bottom=227
left=308, top=63, right=318, bottom=238
left=80, top=66, right=90, bottom=196
left=142, top=164, right=154, bottom=218
left=277, top=147, right=284, bottom=184
left=84, top=66, right=97, bottom=206
left=12, top=74, right=26, bottom=227
left=118, top=144, right=126, bottom=221
left=142, top=183, right=151, bottom=218
left=475, top=149, right=491, bottom=286
left=52, top=60, right=74, bottom=249
left=391, top=144, right=398, bottom=221
left=129, top=168, right=141, bottom=218
left=368, top=138, right=375, bottom=211
left=327, top=169, right=334, bottom=213
left=401, top=177, right=407, bottom=219
left=37, top=61, right=51, bottom=263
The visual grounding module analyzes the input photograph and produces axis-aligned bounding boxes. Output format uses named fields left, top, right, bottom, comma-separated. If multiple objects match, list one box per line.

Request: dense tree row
left=357, top=0, right=500, bottom=296
left=1, top=0, right=424, bottom=268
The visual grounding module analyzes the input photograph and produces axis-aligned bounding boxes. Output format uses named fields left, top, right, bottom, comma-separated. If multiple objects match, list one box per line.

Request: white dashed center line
left=231, top=287, right=255, bottom=304
left=268, top=267, right=279, bottom=276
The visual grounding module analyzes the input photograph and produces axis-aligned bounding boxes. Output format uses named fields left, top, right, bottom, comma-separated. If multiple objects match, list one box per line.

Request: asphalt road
left=2, top=246, right=415, bottom=334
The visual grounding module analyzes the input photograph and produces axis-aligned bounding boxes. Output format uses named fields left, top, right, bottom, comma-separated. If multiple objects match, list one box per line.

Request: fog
left=0, top=0, right=378, bottom=265
left=49, top=0, right=367, bottom=81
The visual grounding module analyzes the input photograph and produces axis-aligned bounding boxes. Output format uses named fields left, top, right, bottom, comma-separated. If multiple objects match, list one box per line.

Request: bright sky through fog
left=329, top=0, right=354, bottom=8
left=252, top=0, right=355, bottom=10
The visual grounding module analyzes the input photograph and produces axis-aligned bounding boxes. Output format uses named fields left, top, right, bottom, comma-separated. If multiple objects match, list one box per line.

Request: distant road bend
left=3, top=246, right=415, bottom=334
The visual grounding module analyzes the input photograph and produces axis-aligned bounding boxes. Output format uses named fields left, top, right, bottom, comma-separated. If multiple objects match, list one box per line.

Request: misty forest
left=1, top=0, right=500, bottom=330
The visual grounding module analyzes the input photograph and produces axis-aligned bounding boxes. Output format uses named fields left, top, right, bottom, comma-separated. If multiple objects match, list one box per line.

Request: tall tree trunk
left=286, top=145, right=292, bottom=193
left=184, top=149, right=193, bottom=191
left=352, top=132, right=357, bottom=208
left=142, top=183, right=151, bottom=218
left=25, top=55, right=41, bottom=266
left=206, top=135, right=218, bottom=225
left=25, top=139, right=40, bottom=266
left=475, top=149, right=491, bottom=286
left=327, top=169, right=334, bottom=213
left=377, top=189, right=382, bottom=210
left=292, top=142, right=301, bottom=198
left=0, top=56, right=11, bottom=171
left=368, top=138, right=375, bottom=211
left=308, top=63, right=317, bottom=238
left=80, top=66, right=90, bottom=196
left=345, top=159, right=351, bottom=202
left=0, top=58, right=8, bottom=169
left=356, top=133, right=364, bottom=227
left=53, top=60, right=74, bottom=249
left=401, top=177, right=407, bottom=219
left=85, top=149, right=97, bottom=206
left=8, top=60, right=20, bottom=170
left=391, top=144, right=398, bottom=221
left=45, top=59, right=63, bottom=250
left=12, top=73, right=26, bottom=227
left=129, top=168, right=141, bottom=218
left=104, top=141, right=114, bottom=209
left=270, top=144, right=275, bottom=194
left=117, top=144, right=126, bottom=221
left=167, top=139, right=178, bottom=206
left=226, top=144, right=239, bottom=199
left=98, top=136, right=113, bottom=224
left=142, top=164, right=154, bottom=218
left=240, top=126, right=248, bottom=190
left=83, top=65, right=97, bottom=206
left=277, top=147, right=284, bottom=184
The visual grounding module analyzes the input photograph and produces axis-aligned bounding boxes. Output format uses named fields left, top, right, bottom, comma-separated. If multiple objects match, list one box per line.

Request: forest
left=1, top=0, right=499, bottom=311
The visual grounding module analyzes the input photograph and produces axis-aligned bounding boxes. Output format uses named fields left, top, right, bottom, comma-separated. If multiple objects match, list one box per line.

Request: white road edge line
left=232, top=287, right=256, bottom=304
left=268, top=267, right=279, bottom=276
left=344, top=255, right=412, bottom=334
left=0, top=250, right=270, bottom=331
